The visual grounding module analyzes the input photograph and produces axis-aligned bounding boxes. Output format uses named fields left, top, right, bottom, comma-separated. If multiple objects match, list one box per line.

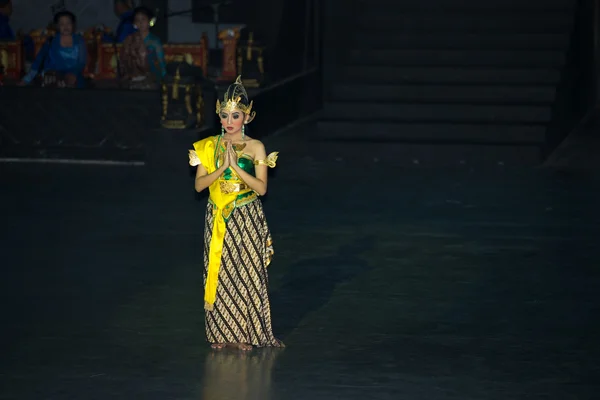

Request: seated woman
left=0, top=0, right=15, bottom=41
left=21, top=11, right=87, bottom=88
left=119, top=6, right=166, bottom=90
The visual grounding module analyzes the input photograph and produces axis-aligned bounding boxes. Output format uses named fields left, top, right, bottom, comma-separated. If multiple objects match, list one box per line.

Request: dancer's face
left=220, top=107, right=247, bottom=136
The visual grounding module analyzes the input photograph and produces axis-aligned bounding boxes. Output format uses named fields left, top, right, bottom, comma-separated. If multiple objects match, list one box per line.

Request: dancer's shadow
left=270, top=235, right=376, bottom=337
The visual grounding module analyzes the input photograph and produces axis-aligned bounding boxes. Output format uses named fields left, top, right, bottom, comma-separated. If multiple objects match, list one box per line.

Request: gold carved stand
left=236, top=32, right=265, bottom=88
left=161, top=55, right=206, bottom=130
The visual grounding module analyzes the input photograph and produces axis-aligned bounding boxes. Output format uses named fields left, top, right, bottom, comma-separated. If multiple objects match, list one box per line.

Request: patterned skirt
left=203, top=198, right=283, bottom=347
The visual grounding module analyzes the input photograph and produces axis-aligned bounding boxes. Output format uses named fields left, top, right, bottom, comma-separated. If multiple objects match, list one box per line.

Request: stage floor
left=1, top=128, right=599, bottom=399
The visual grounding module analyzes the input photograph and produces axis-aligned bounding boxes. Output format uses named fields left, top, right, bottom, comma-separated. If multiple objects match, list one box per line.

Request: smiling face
left=134, top=12, right=150, bottom=33
left=220, top=108, right=247, bottom=136
left=58, top=15, right=74, bottom=36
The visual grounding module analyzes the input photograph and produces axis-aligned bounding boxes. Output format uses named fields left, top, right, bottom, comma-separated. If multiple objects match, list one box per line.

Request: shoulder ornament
left=253, top=152, right=279, bottom=168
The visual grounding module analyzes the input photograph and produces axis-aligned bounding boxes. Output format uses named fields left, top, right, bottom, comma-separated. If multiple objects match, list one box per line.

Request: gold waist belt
left=219, top=180, right=248, bottom=194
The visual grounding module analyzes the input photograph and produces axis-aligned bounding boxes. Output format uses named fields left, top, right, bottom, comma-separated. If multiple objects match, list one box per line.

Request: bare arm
left=229, top=141, right=268, bottom=196
left=194, top=164, right=227, bottom=193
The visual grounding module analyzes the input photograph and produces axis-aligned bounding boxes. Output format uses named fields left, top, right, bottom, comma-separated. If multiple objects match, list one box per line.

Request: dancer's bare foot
left=229, top=343, right=252, bottom=351
left=211, top=343, right=226, bottom=350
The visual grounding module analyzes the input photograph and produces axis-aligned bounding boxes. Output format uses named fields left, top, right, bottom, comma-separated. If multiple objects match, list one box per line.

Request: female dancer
left=188, top=76, right=283, bottom=351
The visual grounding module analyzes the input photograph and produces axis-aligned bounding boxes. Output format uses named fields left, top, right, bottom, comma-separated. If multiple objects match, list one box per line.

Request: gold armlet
left=253, top=152, right=279, bottom=168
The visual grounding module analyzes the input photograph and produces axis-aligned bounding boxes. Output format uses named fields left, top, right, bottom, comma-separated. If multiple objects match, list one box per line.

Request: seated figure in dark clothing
left=103, top=0, right=137, bottom=44
left=119, top=7, right=165, bottom=90
left=0, top=0, right=14, bottom=41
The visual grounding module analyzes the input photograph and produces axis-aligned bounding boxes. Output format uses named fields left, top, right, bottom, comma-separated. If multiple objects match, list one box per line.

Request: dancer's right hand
left=221, top=141, right=231, bottom=169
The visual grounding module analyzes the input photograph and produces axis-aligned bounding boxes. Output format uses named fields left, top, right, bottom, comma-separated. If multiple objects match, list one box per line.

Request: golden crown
left=215, top=76, right=256, bottom=122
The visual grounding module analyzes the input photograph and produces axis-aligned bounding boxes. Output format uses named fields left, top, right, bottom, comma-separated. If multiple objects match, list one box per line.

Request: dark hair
left=53, top=10, right=76, bottom=26
left=0, top=0, right=11, bottom=8
left=223, top=83, right=250, bottom=108
left=133, top=6, right=154, bottom=21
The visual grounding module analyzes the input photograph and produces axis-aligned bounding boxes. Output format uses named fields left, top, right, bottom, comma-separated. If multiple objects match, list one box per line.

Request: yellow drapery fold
left=193, top=136, right=250, bottom=311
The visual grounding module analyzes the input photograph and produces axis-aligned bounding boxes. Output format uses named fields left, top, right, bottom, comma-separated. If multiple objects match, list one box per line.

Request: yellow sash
left=193, top=136, right=251, bottom=311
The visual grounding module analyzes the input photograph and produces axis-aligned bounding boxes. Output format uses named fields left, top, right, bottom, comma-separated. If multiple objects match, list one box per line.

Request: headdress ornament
left=216, top=76, right=256, bottom=123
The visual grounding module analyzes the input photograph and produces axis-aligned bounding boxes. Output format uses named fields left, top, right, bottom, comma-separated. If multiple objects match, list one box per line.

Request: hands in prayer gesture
left=188, top=141, right=240, bottom=170
left=221, top=141, right=239, bottom=170
left=227, top=141, right=239, bottom=167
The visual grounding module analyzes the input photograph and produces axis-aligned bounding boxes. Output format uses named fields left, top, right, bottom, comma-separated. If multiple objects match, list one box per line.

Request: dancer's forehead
left=220, top=107, right=244, bottom=115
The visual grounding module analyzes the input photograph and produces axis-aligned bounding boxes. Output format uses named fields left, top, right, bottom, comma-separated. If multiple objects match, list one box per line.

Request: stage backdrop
left=9, top=0, right=319, bottom=80
left=10, top=0, right=118, bottom=32
left=167, top=0, right=244, bottom=48
left=191, top=0, right=318, bottom=80
left=9, top=0, right=244, bottom=48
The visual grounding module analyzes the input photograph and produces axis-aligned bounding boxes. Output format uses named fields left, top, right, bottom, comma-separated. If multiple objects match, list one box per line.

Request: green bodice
left=221, top=155, right=255, bottom=179
left=215, top=136, right=255, bottom=179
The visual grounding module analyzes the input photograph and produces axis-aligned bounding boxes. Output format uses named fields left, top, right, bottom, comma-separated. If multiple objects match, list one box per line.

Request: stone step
left=322, top=102, right=552, bottom=123
left=356, top=13, right=572, bottom=32
left=315, top=121, right=547, bottom=144
left=357, top=0, right=574, bottom=9
left=298, top=139, right=544, bottom=167
left=343, top=66, right=561, bottom=85
left=330, top=84, right=556, bottom=104
left=347, top=49, right=565, bottom=68
left=353, top=33, right=570, bottom=50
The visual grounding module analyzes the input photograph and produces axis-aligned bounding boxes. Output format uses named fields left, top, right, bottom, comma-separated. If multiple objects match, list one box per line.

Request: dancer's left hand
left=227, top=142, right=239, bottom=168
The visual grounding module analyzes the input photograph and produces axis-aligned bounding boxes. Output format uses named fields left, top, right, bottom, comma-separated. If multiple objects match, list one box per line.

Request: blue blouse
left=0, top=13, right=14, bottom=40
left=116, top=10, right=137, bottom=43
left=102, top=10, right=137, bottom=44
left=144, top=33, right=166, bottom=81
left=23, top=34, right=88, bottom=87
